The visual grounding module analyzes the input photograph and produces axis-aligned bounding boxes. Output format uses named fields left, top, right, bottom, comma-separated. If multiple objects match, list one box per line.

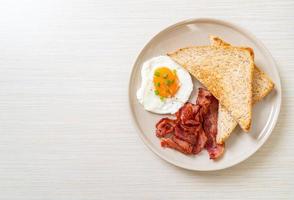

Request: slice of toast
left=210, top=36, right=274, bottom=144
left=168, top=46, right=254, bottom=132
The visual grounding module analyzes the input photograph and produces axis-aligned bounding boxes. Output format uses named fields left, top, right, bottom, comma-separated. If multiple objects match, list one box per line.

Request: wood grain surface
left=0, top=0, right=293, bottom=199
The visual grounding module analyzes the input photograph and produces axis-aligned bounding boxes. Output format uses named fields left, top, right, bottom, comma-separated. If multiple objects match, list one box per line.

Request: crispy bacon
left=198, top=88, right=225, bottom=159
left=161, top=136, right=193, bottom=155
left=174, top=125, right=197, bottom=145
left=192, top=129, right=207, bottom=154
left=155, top=88, right=225, bottom=160
left=176, top=103, right=201, bottom=126
left=155, top=118, right=176, bottom=138
left=161, top=138, right=183, bottom=153
left=206, top=144, right=225, bottom=159
left=172, top=136, right=193, bottom=154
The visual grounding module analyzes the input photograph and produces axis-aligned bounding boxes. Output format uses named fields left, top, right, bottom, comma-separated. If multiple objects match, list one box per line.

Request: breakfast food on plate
left=156, top=88, right=224, bottom=159
left=136, top=35, right=275, bottom=160
left=168, top=46, right=254, bottom=132
left=137, top=56, right=193, bottom=114
left=209, top=36, right=274, bottom=144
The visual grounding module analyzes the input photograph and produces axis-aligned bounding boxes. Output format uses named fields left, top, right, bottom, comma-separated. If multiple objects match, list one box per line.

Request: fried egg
left=136, top=56, right=193, bottom=114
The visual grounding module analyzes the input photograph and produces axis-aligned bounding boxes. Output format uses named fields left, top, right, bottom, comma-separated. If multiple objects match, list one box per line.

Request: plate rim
left=128, top=18, right=282, bottom=171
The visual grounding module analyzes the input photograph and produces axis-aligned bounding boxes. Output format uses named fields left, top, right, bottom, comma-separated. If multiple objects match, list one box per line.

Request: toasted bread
left=168, top=46, right=254, bottom=132
left=210, top=36, right=274, bottom=144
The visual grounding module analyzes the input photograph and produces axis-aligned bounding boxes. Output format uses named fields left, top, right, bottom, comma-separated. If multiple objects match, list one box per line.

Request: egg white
left=136, top=56, right=193, bottom=114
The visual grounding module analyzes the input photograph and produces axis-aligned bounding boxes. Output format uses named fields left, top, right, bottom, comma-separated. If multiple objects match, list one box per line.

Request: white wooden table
left=0, top=0, right=293, bottom=199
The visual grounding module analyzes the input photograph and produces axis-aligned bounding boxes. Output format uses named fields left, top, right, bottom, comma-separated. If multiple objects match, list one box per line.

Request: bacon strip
left=155, top=118, right=176, bottom=138
left=198, top=88, right=225, bottom=159
left=155, top=88, right=225, bottom=160
left=161, top=137, right=193, bottom=155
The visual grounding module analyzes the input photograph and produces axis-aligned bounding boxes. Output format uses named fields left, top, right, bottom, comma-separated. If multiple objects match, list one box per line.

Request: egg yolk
left=153, top=67, right=180, bottom=98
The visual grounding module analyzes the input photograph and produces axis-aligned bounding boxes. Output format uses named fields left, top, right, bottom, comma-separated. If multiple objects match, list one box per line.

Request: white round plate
left=128, top=18, right=281, bottom=171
